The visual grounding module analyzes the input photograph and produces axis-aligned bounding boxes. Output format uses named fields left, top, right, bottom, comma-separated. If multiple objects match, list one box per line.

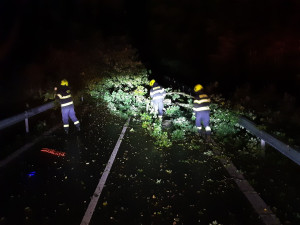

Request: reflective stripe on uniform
left=60, top=95, right=71, bottom=99
left=193, top=106, right=210, bottom=111
left=199, top=94, right=208, bottom=98
left=64, top=124, right=69, bottom=127
left=74, top=121, right=80, bottom=125
left=194, top=99, right=211, bottom=104
left=153, top=95, right=164, bottom=100
left=152, top=89, right=165, bottom=95
left=61, top=101, right=73, bottom=107
left=197, top=127, right=202, bottom=130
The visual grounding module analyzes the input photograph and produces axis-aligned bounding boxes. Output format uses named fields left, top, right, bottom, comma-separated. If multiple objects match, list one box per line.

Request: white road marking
left=80, top=117, right=131, bottom=225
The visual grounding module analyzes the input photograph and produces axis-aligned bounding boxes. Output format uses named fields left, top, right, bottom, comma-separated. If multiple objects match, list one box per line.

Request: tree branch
left=166, top=92, right=194, bottom=98
left=174, top=102, right=193, bottom=109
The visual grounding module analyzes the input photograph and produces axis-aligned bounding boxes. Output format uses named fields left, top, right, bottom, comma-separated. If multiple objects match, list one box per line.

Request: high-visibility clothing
left=57, top=85, right=80, bottom=133
left=150, top=84, right=166, bottom=100
left=195, top=111, right=211, bottom=134
left=193, top=91, right=211, bottom=135
left=57, top=86, right=74, bottom=108
left=152, top=99, right=164, bottom=116
left=61, top=105, right=80, bottom=133
left=150, top=82, right=166, bottom=116
left=193, top=93, right=210, bottom=112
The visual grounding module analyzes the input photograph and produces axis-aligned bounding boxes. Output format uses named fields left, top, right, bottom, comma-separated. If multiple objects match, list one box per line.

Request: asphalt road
left=0, top=101, right=263, bottom=225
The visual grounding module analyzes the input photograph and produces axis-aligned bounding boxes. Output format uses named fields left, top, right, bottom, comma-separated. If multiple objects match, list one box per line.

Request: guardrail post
left=261, top=139, right=266, bottom=150
left=25, top=111, right=29, bottom=133
left=259, top=139, right=266, bottom=157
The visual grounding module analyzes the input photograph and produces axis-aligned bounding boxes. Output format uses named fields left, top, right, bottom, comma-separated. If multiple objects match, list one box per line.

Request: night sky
left=1, top=0, right=300, bottom=107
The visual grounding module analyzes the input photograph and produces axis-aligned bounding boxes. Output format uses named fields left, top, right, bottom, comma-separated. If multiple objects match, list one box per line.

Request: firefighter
left=54, top=79, right=80, bottom=134
left=149, top=79, right=166, bottom=119
left=193, top=84, right=211, bottom=139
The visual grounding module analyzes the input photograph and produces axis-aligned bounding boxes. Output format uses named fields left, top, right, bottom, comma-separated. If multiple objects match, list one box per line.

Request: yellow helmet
left=194, top=84, right=203, bottom=92
left=149, top=79, right=156, bottom=87
left=61, top=79, right=69, bottom=86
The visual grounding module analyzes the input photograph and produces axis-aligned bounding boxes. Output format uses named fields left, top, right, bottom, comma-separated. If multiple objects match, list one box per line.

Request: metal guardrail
left=0, top=101, right=55, bottom=132
left=239, top=116, right=300, bottom=166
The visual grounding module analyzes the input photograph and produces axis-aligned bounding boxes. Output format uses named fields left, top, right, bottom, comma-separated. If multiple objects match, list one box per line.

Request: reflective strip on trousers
left=205, top=126, right=211, bottom=131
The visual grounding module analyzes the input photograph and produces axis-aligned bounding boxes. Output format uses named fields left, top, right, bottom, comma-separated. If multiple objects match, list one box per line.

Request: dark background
left=126, top=0, right=300, bottom=95
left=1, top=0, right=300, bottom=112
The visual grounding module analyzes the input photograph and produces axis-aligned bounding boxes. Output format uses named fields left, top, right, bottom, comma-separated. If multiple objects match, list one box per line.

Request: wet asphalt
left=0, top=101, right=263, bottom=225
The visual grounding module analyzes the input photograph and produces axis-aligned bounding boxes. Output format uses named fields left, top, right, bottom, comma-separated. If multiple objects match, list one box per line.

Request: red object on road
left=41, top=148, right=66, bottom=157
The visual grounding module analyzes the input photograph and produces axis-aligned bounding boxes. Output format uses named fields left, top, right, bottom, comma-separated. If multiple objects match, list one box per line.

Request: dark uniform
left=56, top=84, right=80, bottom=134
left=150, top=82, right=166, bottom=118
left=193, top=90, right=211, bottom=136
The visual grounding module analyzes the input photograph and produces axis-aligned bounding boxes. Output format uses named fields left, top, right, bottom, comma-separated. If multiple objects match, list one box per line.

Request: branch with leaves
left=166, top=92, right=194, bottom=99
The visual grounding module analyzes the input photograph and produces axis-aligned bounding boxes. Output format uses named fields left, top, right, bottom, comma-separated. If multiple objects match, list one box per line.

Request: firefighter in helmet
left=149, top=79, right=166, bottom=119
left=193, top=84, right=211, bottom=139
left=54, top=79, right=80, bottom=134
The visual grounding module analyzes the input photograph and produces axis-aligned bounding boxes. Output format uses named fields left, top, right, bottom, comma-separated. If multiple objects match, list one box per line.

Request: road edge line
left=210, top=139, right=281, bottom=225
left=80, top=117, right=131, bottom=225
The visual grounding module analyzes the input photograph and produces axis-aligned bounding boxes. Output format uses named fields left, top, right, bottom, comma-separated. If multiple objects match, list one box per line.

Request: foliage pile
left=88, top=68, right=260, bottom=151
